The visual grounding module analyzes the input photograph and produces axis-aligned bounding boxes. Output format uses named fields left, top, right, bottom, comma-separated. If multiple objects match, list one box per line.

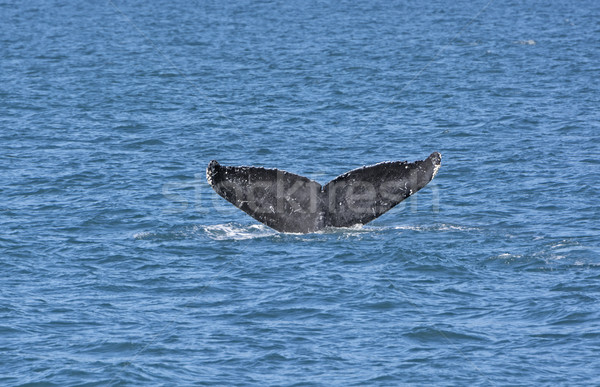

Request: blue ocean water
left=2, top=0, right=600, bottom=385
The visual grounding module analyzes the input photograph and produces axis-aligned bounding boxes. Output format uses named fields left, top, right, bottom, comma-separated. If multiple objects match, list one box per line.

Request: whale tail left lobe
left=207, top=161, right=325, bottom=233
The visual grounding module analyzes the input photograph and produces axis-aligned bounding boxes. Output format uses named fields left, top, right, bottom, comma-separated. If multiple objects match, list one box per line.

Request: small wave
left=531, top=239, right=586, bottom=263
left=124, top=139, right=166, bottom=149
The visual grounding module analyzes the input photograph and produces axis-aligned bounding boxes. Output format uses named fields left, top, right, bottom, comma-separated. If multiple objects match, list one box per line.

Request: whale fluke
left=206, top=152, right=441, bottom=233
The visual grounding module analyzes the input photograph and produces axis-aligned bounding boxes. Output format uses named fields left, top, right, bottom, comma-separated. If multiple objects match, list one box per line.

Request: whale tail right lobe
left=323, top=152, right=441, bottom=228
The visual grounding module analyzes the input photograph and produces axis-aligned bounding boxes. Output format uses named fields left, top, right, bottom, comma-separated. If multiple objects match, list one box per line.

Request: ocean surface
left=2, top=0, right=600, bottom=385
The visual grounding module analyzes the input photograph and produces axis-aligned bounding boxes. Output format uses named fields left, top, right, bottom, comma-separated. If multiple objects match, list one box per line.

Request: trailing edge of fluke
left=206, top=152, right=441, bottom=233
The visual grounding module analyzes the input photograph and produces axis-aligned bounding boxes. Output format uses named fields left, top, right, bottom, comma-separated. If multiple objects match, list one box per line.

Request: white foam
left=200, top=223, right=277, bottom=240
left=516, top=39, right=536, bottom=45
left=497, top=253, right=521, bottom=259
left=133, top=231, right=155, bottom=239
left=394, top=224, right=479, bottom=232
left=135, top=223, right=476, bottom=241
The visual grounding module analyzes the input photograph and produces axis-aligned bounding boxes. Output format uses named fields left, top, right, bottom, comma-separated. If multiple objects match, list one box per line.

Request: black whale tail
left=206, top=152, right=441, bottom=233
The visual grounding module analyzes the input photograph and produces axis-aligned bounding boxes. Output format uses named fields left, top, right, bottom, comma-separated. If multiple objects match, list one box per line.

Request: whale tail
left=206, top=152, right=441, bottom=233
